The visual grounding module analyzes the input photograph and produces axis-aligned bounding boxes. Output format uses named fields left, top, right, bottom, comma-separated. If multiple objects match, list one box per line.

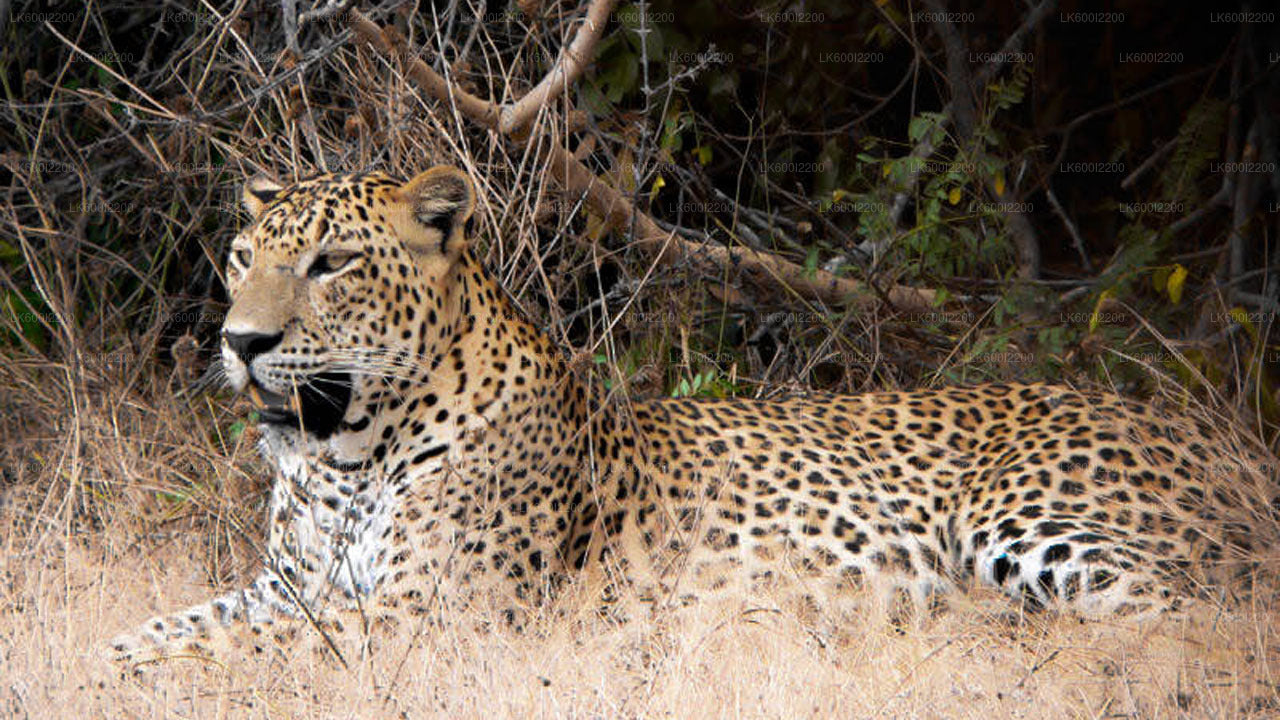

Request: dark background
left=2, top=0, right=1278, bottom=442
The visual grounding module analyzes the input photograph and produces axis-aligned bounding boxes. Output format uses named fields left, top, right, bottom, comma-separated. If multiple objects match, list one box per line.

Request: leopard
left=107, top=165, right=1278, bottom=665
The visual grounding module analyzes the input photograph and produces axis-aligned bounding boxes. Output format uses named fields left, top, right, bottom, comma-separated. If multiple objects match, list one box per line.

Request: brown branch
left=354, top=15, right=499, bottom=128
left=299, top=0, right=356, bottom=24
left=887, top=0, right=1055, bottom=216
left=544, top=141, right=935, bottom=310
left=281, top=0, right=300, bottom=55
left=924, top=0, right=1046, bottom=279
left=347, top=9, right=937, bottom=312
left=499, top=0, right=617, bottom=135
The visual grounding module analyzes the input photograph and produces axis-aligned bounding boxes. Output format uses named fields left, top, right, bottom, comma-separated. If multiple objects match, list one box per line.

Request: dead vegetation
left=3, top=0, right=1280, bottom=716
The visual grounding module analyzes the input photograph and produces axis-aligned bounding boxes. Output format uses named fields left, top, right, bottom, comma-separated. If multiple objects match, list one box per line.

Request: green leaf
left=0, top=241, right=22, bottom=267
left=1229, top=306, right=1259, bottom=343
left=908, top=115, right=931, bottom=143
left=804, top=246, right=820, bottom=276
left=3, top=290, right=50, bottom=351
left=1089, top=289, right=1113, bottom=333
left=578, top=82, right=609, bottom=116
left=1151, top=266, right=1172, bottom=293
left=1166, top=264, right=1187, bottom=304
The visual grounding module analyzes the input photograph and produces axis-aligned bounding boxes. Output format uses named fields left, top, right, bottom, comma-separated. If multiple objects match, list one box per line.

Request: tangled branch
left=348, top=6, right=937, bottom=313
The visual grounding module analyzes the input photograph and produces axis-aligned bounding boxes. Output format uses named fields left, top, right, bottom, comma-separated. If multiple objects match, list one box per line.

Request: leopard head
left=220, top=167, right=477, bottom=439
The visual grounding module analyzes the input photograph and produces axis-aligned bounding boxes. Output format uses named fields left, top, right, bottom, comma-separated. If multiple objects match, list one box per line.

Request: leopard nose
left=222, top=330, right=283, bottom=361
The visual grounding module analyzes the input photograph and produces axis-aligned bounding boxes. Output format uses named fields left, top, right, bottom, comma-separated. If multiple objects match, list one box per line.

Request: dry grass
left=5, top=531, right=1280, bottom=719
left=4, top=3, right=1280, bottom=718
left=0, top=371, right=1278, bottom=719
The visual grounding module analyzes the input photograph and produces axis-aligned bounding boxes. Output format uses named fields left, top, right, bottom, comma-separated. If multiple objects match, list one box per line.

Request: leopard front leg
left=106, top=456, right=369, bottom=667
left=105, top=570, right=305, bottom=667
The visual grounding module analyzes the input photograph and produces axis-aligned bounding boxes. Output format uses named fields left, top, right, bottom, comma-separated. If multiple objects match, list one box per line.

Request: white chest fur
left=258, top=427, right=401, bottom=611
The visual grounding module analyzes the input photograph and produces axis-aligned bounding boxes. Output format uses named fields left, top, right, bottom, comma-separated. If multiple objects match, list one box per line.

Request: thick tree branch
left=923, top=0, right=1048, bottom=278
left=499, top=0, right=616, bottom=134
left=348, top=9, right=937, bottom=312
left=888, top=1, right=1055, bottom=223
left=361, top=16, right=499, bottom=127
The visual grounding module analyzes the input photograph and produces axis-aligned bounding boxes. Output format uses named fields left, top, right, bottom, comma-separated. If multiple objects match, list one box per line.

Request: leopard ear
left=243, top=175, right=284, bottom=218
left=396, top=166, right=476, bottom=255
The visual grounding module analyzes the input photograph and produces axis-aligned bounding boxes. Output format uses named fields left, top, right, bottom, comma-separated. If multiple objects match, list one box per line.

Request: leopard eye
left=233, top=248, right=252, bottom=268
left=307, top=250, right=360, bottom=279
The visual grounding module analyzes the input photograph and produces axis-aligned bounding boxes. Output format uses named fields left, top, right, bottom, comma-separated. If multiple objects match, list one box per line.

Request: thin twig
left=924, top=0, right=1047, bottom=278
left=1045, top=185, right=1092, bottom=272
left=884, top=0, right=1056, bottom=233
left=347, top=9, right=940, bottom=312
left=1166, top=184, right=1230, bottom=235
left=1014, top=649, right=1060, bottom=689
left=1119, top=134, right=1179, bottom=190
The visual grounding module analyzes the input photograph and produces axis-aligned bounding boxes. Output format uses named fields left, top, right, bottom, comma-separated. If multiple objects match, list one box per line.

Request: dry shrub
left=3, top=498, right=1279, bottom=716
left=2, top=2, right=1280, bottom=718
left=2, top=361, right=1279, bottom=716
